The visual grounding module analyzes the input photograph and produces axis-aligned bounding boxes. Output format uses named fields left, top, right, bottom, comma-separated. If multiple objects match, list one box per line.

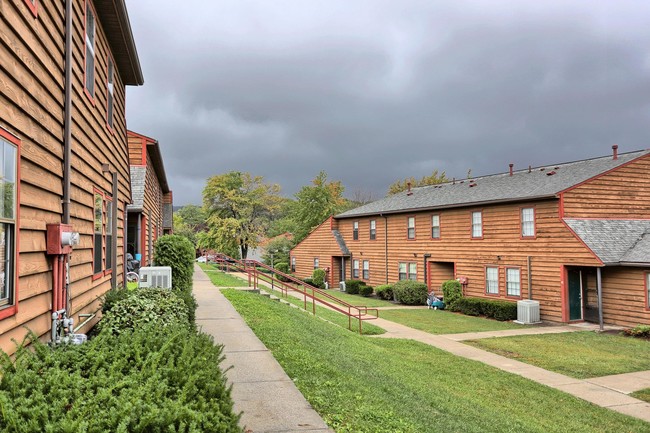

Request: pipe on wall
left=63, top=0, right=72, bottom=224
left=423, top=254, right=431, bottom=285
left=527, top=256, right=532, bottom=300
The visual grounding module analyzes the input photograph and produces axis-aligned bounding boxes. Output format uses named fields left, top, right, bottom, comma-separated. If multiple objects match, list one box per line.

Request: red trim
left=23, top=0, right=37, bottom=17
left=329, top=256, right=334, bottom=287
left=430, top=213, right=441, bottom=240
left=83, top=0, right=96, bottom=104
left=505, top=266, right=523, bottom=299
left=0, top=128, right=21, bottom=320
left=558, top=192, right=565, bottom=218
left=519, top=206, right=537, bottom=240
left=470, top=210, right=483, bottom=239
left=103, top=195, right=113, bottom=276
left=352, top=221, right=359, bottom=241
left=313, top=257, right=319, bottom=270
left=645, top=271, right=650, bottom=311
left=406, top=215, right=416, bottom=240
left=105, top=55, right=115, bottom=134
left=141, top=138, right=147, bottom=165
left=92, top=188, right=104, bottom=280
left=127, top=129, right=158, bottom=143
left=369, top=219, right=377, bottom=241
left=560, top=265, right=568, bottom=322
left=484, top=265, right=500, bottom=296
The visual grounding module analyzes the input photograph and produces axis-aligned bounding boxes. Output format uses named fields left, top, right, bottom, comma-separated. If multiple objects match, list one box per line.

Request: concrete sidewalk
left=194, top=265, right=333, bottom=433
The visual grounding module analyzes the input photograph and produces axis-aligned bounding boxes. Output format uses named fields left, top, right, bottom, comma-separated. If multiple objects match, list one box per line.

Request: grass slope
left=379, top=308, right=529, bottom=334
left=222, top=289, right=649, bottom=433
left=199, top=264, right=250, bottom=287
left=466, top=332, right=650, bottom=379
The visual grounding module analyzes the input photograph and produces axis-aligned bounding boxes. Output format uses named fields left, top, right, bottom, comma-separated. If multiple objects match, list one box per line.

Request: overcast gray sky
left=125, top=1, right=650, bottom=206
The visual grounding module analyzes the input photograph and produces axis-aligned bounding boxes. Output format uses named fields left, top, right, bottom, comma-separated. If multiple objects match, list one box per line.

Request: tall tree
left=387, top=169, right=449, bottom=195
left=292, top=171, right=347, bottom=242
left=202, top=171, right=281, bottom=259
left=173, top=205, right=208, bottom=248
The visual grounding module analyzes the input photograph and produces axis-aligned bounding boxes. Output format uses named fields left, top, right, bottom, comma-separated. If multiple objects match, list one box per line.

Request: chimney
left=528, top=165, right=532, bottom=173
left=509, top=163, right=514, bottom=176
left=612, top=144, right=618, bottom=160
left=452, top=177, right=456, bottom=185
left=406, top=182, right=413, bottom=196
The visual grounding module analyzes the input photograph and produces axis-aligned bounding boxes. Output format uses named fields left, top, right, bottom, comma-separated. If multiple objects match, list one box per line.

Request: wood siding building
left=291, top=148, right=650, bottom=327
left=0, top=0, right=143, bottom=354
left=126, top=130, right=172, bottom=267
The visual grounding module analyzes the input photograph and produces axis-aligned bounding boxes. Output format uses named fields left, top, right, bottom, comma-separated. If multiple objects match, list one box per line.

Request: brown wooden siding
left=600, top=267, right=650, bottom=327
left=562, top=155, right=650, bottom=218
left=141, top=149, right=163, bottom=265
left=0, top=0, right=132, bottom=354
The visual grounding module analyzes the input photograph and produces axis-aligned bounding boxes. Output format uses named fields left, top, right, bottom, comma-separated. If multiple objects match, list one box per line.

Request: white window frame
left=353, top=259, right=359, bottom=279
left=485, top=266, right=499, bottom=294
left=408, top=263, right=417, bottom=280
left=407, top=216, right=415, bottom=239
left=314, top=258, right=319, bottom=269
left=398, top=262, right=407, bottom=280
left=362, top=260, right=369, bottom=280
left=506, top=267, right=521, bottom=297
left=353, top=221, right=359, bottom=240
left=471, top=211, right=483, bottom=238
left=431, top=215, right=440, bottom=239
left=291, top=256, right=296, bottom=272
left=521, top=207, right=535, bottom=237
left=369, top=220, right=376, bottom=240
left=85, top=1, right=96, bottom=96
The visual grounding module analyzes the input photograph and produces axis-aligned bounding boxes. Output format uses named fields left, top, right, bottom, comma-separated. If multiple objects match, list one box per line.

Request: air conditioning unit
left=339, top=281, right=346, bottom=292
left=139, top=266, right=172, bottom=289
left=515, top=300, right=541, bottom=324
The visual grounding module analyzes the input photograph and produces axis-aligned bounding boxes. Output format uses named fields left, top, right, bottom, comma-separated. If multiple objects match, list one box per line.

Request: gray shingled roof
left=337, top=150, right=650, bottom=218
left=331, top=230, right=350, bottom=256
left=564, top=219, right=650, bottom=265
left=127, top=166, right=145, bottom=211
left=163, top=203, right=173, bottom=228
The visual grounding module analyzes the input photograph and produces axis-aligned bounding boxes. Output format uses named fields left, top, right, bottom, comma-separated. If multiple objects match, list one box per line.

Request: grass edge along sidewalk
left=222, top=289, right=649, bottom=433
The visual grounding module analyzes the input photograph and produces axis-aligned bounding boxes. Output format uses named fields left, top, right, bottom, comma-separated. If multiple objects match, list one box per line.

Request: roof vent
left=406, top=182, right=413, bottom=196
left=540, top=167, right=545, bottom=171
left=546, top=170, right=556, bottom=176
left=509, top=163, right=514, bottom=176
left=528, top=165, right=532, bottom=173
left=452, top=177, right=456, bottom=185
left=469, top=182, right=477, bottom=187
left=612, top=144, right=618, bottom=160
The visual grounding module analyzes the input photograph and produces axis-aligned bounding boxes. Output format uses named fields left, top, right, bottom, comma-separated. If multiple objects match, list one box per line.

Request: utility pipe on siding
left=423, top=254, right=431, bottom=285
left=63, top=0, right=72, bottom=224
left=597, top=267, right=603, bottom=331
left=527, top=256, right=532, bottom=299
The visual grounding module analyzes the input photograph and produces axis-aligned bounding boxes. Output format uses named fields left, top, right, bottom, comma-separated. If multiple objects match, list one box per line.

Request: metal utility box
left=138, top=266, right=173, bottom=289
left=515, top=300, right=541, bottom=324
left=46, top=223, right=80, bottom=255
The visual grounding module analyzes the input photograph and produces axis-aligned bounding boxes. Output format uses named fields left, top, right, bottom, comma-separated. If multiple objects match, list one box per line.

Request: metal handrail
left=210, top=254, right=378, bottom=334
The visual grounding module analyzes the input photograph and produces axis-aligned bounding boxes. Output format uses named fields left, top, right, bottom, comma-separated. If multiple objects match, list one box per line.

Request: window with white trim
left=471, top=211, right=482, bottom=238
left=485, top=266, right=499, bottom=294
left=107, top=58, right=115, bottom=128
left=313, top=258, right=319, bottom=269
left=399, top=262, right=417, bottom=280
left=431, top=215, right=440, bottom=239
left=93, top=191, right=103, bottom=274
left=407, top=216, right=415, bottom=239
left=85, top=1, right=96, bottom=96
left=353, top=259, right=359, bottom=279
left=521, top=207, right=535, bottom=237
left=363, top=260, right=369, bottom=280
left=0, top=137, right=17, bottom=309
left=408, top=263, right=417, bottom=280
left=105, top=197, right=113, bottom=270
left=369, top=220, right=376, bottom=240
left=398, top=263, right=407, bottom=280
left=353, top=221, right=359, bottom=240
left=506, top=268, right=521, bottom=297
left=291, top=256, right=296, bottom=272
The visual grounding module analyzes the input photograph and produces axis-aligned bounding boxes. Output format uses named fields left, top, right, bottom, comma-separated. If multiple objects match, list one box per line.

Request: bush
left=345, top=279, right=365, bottom=295
left=302, top=277, right=314, bottom=286
left=375, top=284, right=394, bottom=301
left=0, top=326, right=242, bottom=432
left=274, top=262, right=290, bottom=282
left=441, top=280, right=463, bottom=311
left=454, top=297, right=517, bottom=321
left=624, top=324, right=650, bottom=338
left=154, top=235, right=195, bottom=291
left=312, top=268, right=327, bottom=289
left=359, top=285, right=374, bottom=297
left=392, top=280, right=428, bottom=305
left=98, top=288, right=190, bottom=335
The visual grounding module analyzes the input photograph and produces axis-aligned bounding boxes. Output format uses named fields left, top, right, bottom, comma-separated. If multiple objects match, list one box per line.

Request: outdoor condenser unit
left=515, top=300, right=541, bottom=324
left=139, top=266, right=172, bottom=289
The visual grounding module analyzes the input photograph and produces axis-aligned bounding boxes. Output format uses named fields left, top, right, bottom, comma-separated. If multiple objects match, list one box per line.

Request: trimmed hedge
left=274, top=262, right=290, bottom=282
left=359, top=285, right=374, bottom=297
left=154, top=235, right=195, bottom=291
left=375, top=284, right=394, bottom=301
left=441, top=280, right=463, bottom=311
left=455, top=297, right=517, bottom=321
left=312, top=268, right=327, bottom=289
left=392, top=280, right=428, bottom=305
left=345, top=279, right=365, bottom=295
left=624, top=324, right=650, bottom=338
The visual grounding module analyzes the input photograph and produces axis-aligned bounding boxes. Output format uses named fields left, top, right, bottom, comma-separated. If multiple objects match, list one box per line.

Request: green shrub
left=624, top=324, right=650, bottom=338
left=98, top=288, right=190, bottom=335
left=441, top=280, right=463, bottom=311
left=345, top=279, right=365, bottom=295
left=455, top=297, right=517, bottom=321
left=154, top=235, right=195, bottom=291
left=312, top=268, right=327, bottom=289
left=302, top=277, right=314, bottom=286
left=359, top=285, right=374, bottom=297
left=100, top=286, right=131, bottom=314
left=0, top=326, right=242, bottom=432
left=375, top=284, right=394, bottom=301
left=392, top=280, right=428, bottom=305
left=274, top=262, right=290, bottom=282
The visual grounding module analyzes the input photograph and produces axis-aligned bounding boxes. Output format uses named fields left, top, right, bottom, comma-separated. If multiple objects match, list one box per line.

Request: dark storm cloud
left=125, top=1, right=650, bottom=205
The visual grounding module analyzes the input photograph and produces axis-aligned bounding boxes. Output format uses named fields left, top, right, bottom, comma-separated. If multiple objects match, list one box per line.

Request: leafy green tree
left=292, top=171, right=348, bottom=242
left=387, top=169, right=449, bottom=195
left=173, top=205, right=208, bottom=248
left=261, top=236, right=293, bottom=266
left=203, top=171, right=281, bottom=259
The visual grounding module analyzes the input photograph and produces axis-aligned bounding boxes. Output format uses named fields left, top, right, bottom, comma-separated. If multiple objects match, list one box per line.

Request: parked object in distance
left=196, top=256, right=207, bottom=263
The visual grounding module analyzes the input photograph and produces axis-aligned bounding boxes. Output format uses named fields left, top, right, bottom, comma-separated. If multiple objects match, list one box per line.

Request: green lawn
left=222, top=289, right=648, bottom=433
left=313, top=290, right=396, bottom=308
left=379, top=308, right=529, bottom=334
left=465, top=332, right=650, bottom=379
left=631, top=388, right=650, bottom=403
left=272, top=291, right=386, bottom=336
left=199, top=264, right=250, bottom=287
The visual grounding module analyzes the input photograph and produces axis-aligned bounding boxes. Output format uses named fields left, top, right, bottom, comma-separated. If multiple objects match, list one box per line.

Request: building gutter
left=63, top=0, right=72, bottom=224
